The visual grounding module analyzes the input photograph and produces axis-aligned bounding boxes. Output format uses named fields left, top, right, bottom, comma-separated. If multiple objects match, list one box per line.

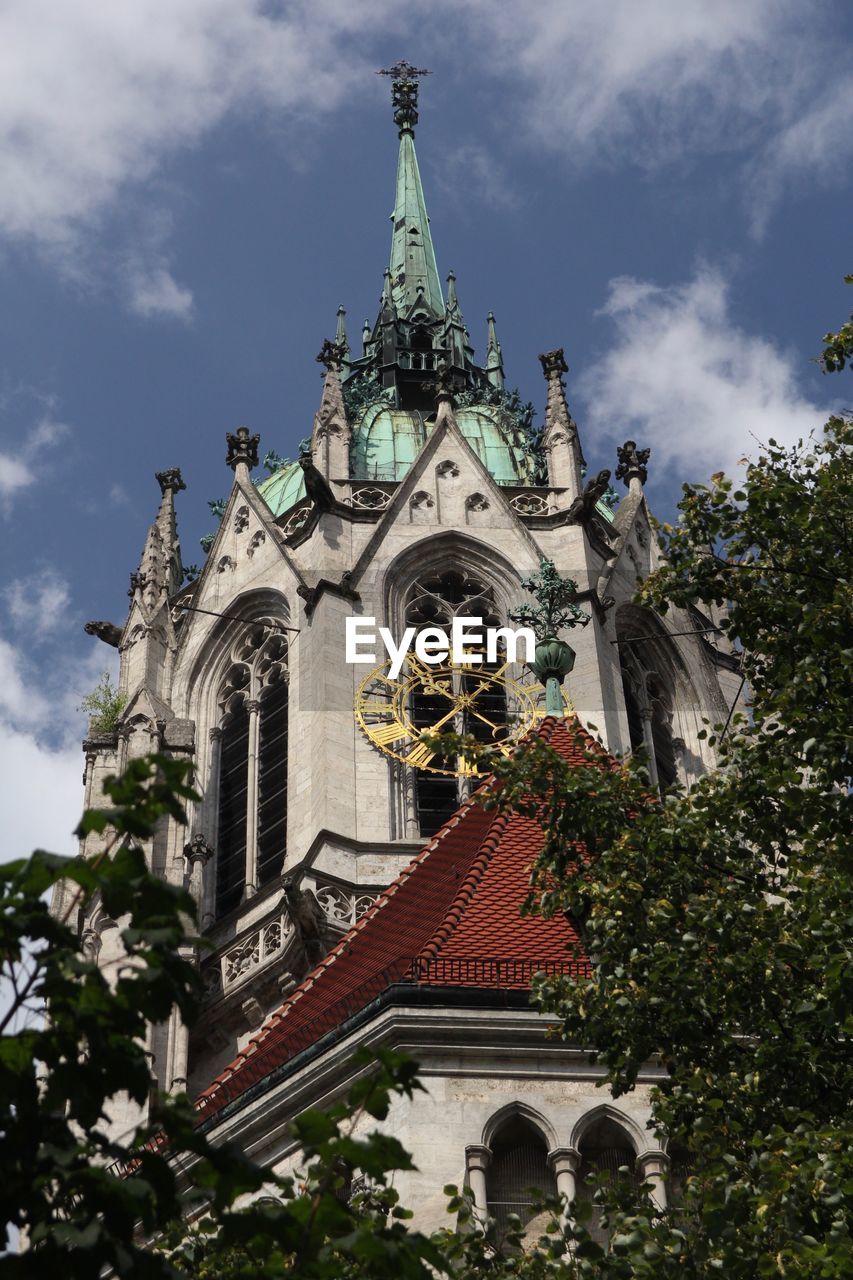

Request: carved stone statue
left=567, top=468, right=612, bottom=523
left=84, top=620, right=123, bottom=647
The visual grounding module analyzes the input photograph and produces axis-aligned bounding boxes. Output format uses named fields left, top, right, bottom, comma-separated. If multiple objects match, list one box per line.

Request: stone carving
left=567, top=469, right=612, bottom=524
left=539, top=348, right=568, bottom=380
left=316, top=885, right=378, bottom=927
left=511, top=492, right=548, bottom=516
left=216, top=555, right=235, bottom=573
left=155, top=467, right=186, bottom=496
left=223, top=934, right=260, bottom=984
left=465, top=492, right=489, bottom=512
left=409, top=490, right=434, bottom=509
left=247, top=529, right=266, bottom=557
left=203, top=966, right=222, bottom=999
left=616, top=440, right=650, bottom=487
left=234, top=505, right=249, bottom=533
left=226, top=426, right=260, bottom=472
left=316, top=337, right=347, bottom=370
left=315, top=885, right=351, bottom=924
left=184, top=833, right=213, bottom=865
left=436, top=460, right=460, bottom=479
left=348, top=485, right=390, bottom=510
left=284, top=879, right=326, bottom=965
left=281, top=505, right=311, bottom=540
left=84, top=620, right=123, bottom=647
left=219, top=910, right=294, bottom=992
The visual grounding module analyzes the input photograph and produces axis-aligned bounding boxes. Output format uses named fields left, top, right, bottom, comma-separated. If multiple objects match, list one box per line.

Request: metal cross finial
left=377, top=60, right=432, bottom=135
left=376, top=60, right=432, bottom=81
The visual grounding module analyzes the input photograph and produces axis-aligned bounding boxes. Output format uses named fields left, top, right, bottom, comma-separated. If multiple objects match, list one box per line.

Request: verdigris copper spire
left=378, top=61, right=443, bottom=318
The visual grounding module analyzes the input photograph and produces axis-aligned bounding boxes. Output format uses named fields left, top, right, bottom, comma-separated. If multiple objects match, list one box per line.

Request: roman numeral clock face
left=355, top=653, right=571, bottom=776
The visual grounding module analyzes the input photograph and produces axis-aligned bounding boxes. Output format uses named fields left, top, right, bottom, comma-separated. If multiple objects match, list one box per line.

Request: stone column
left=245, top=699, right=261, bottom=896
left=547, top=1147, right=582, bottom=1225
left=638, top=1150, right=669, bottom=1211
left=640, top=706, right=660, bottom=789
left=465, top=1144, right=492, bottom=1229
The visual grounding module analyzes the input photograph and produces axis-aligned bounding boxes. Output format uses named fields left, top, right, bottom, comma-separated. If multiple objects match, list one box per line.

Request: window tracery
left=617, top=610, right=679, bottom=792
left=215, top=618, right=289, bottom=917
left=403, top=569, right=507, bottom=836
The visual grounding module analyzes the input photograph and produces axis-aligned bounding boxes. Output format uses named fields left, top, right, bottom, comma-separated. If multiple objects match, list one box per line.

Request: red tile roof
left=194, top=716, right=606, bottom=1126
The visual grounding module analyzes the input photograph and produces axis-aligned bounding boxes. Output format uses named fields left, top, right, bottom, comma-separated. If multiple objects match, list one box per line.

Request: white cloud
left=0, top=407, right=70, bottom=514
left=576, top=266, right=830, bottom=484
left=0, top=1, right=394, bottom=251
left=0, top=720, right=83, bottom=858
left=749, top=77, right=853, bottom=236
left=3, top=568, right=73, bottom=638
left=435, top=143, right=519, bottom=212
left=0, top=453, right=33, bottom=505
left=127, top=261, right=194, bottom=322
left=0, top=631, right=111, bottom=857
left=463, top=0, right=849, bottom=227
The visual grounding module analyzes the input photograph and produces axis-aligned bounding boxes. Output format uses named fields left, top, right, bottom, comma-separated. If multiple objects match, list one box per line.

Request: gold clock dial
left=355, top=654, right=572, bottom=776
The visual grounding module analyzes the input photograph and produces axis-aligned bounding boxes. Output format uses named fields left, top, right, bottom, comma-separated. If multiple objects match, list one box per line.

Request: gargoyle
left=567, top=469, right=611, bottom=524
left=84, top=620, right=123, bottom=647
left=284, top=878, right=326, bottom=966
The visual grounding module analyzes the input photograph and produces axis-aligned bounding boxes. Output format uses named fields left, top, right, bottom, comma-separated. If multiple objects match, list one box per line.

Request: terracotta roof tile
left=193, top=716, right=606, bottom=1125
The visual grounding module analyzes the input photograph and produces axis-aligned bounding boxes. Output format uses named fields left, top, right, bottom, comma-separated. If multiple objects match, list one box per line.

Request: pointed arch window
left=403, top=570, right=508, bottom=837
left=215, top=620, right=289, bottom=917
left=575, top=1116, right=638, bottom=1248
left=485, top=1115, right=555, bottom=1245
left=617, top=612, right=679, bottom=793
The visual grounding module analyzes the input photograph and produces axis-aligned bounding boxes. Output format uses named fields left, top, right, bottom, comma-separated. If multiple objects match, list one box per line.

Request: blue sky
left=1, top=0, right=851, bottom=858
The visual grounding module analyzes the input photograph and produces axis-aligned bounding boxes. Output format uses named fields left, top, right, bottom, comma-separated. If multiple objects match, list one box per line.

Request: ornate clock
left=355, top=653, right=571, bottom=776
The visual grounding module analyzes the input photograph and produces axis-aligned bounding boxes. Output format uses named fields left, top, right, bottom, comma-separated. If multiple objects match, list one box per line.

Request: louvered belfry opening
left=486, top=1116, right=554, bottom=1243
left=216, top=698, right=250, bottom=916
left=405, top=569, right=507, bottom=836
left=575, top=1116, right=638, bottom=1248
left=215, top=618, right=289, bottom=917
left=257, top=674, right=288, bottom=886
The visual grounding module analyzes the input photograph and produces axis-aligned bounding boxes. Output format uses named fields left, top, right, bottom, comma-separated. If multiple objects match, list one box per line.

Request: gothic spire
left=485, top=311, right=505, bottom=390
left=134, top=468, right=185, bottom=611
left=379, top=61, right=444, bottom=318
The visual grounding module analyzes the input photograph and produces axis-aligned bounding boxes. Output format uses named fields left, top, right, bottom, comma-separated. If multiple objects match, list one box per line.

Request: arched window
left=404, top=569, right=507, bottom=836
left=485, top=1115, right=555, bottom=1244
left=575, top=1116, right=638, bottom=1248
left=616, top=608, right=679, bottom=793
left=215, top=620, right=289, bottom=917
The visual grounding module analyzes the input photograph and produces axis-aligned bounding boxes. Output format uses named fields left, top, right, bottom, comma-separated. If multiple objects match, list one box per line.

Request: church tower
left=72, top=65, right=741, bottom=1161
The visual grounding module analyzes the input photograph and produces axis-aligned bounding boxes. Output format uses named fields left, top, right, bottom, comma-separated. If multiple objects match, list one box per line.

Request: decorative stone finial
left=509, top=558, right=590, bottom=716
left=539, top=348, right=568, bottom=380
left=226, top=426, right=260, bottom=472
left=315, top=338, right=346, bottom=371
left=155, top=467, right=186, bottom=496
left=377, top=60, right=432, bottom=136
left=616, top=440, right=651, bottom=487
left=184, top=833, right=213, bottom=865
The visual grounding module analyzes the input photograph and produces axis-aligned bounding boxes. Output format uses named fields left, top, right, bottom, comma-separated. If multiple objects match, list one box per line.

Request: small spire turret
left=485, top=311, right=505, bottom=390
left=335, top=305, right=350, bottom=374
left=539, top=348, right=583, bottom=504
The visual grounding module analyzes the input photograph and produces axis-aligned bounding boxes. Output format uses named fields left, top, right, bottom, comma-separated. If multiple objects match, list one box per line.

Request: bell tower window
left=485, top=1115, right=555, bottom=1244
left=616, top=611, right=679, bottom=794
left=404, top=570, right=507, bottom=837
left=215, top=619, right=289, bottom=917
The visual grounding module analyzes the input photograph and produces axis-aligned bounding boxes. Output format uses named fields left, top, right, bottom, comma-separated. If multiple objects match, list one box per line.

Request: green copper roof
left=389, top=130, right=444, bottom=317
left=351, top=403, right=539, bottom=486
left=256, top=462, right=306, bottom=519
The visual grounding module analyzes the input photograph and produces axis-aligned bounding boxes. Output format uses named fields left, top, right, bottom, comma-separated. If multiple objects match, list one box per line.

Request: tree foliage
left=473, top=411, right=853, bottom=1275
